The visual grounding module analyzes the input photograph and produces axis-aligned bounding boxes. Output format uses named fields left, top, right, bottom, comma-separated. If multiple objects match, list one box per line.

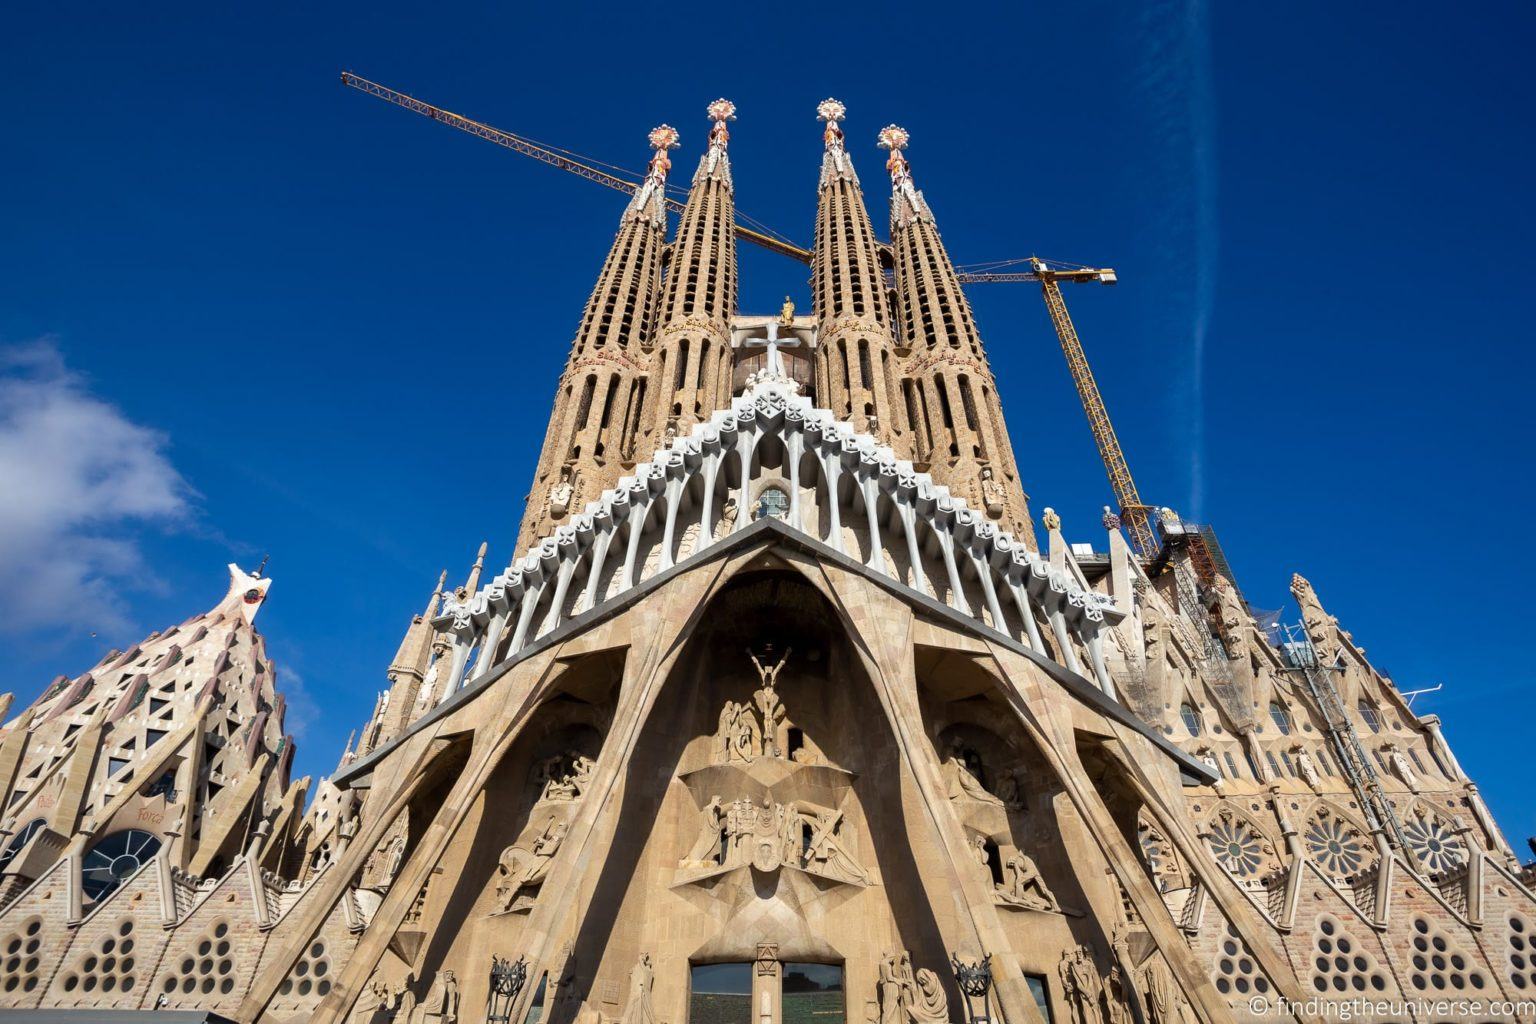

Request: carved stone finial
left=707, top=98, right=736, bottom=149
left=1042, top=507, right=1062, bottom=531
left=877, top=125, right=912, bottom=185
left=1102, top=505, right=1122, bottom=530
left=648, top=124, right=680, bottom=152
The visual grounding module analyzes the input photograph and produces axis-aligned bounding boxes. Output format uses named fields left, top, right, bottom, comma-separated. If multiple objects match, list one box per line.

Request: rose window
left=1402, top=813, right=1466, bottom=874
left=1206, top=815, right=1264, bottom=878
left=1303, top=814, right=1367, bottom=878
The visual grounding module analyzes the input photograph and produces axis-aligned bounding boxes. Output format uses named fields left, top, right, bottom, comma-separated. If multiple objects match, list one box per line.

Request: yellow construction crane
left=339, top=72, right=1156, bottom=553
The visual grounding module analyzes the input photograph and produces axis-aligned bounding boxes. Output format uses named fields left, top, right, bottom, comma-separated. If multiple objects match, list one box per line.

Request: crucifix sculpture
left=743, top=321, right=800, bottom=380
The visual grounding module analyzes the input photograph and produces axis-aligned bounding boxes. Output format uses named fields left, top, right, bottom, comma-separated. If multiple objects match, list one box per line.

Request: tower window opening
left=858, top=340, right=873, bottom=390
left=573, top=375, right=596, bottom=431
left=676, top=339, right=690, bottom=390
left=1358, top=701, right=1380, bottom=732
left=934, top=378, right=959, bottom=457
left=1268, top=701, right=1292, bottom=735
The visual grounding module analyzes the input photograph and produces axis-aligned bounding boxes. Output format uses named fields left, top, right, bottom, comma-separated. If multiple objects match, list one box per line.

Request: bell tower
left=810, top=100, right=907, bottom=455
left=639, top=99, right=740, bottom=443
left=881, top=126, right=1033, bottom=545
left=517, top=125, right=678, bottom=552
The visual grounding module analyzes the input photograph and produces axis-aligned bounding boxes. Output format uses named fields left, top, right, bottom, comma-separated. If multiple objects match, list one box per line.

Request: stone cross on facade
left=743, top=321, right=799, bottom=380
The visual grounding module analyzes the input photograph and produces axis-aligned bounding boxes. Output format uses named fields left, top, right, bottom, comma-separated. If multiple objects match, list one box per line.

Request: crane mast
left=1031, top=258, right=1157, bottom=555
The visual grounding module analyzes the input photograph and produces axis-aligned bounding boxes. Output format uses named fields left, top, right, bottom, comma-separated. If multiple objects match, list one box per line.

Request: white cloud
left=276, top=664, right=318, bottom=743
left=0, top=340, right=193, bottom=634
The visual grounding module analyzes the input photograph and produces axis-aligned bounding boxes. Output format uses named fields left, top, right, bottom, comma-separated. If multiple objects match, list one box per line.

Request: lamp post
left=487, top=955, right=528, bottom=1024
left=951, top=953, right=993, bottom=1024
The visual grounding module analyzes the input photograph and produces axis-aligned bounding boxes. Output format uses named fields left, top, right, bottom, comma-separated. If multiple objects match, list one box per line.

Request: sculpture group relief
left=714, top=647, right=819, bottom=766
left=680, top=794, right=869, bottom=884
left=876, top=950, right=950, bottom=1024
left=537, top=751, right=597, bottom=803
left=941, top=741, right=1022, bottom=812
left=350, top=969, right=457, bottom=1024
left=494, top=816, right=569, bottom=914
left=485, top=748, right=596, bottom=917
left=1058, top=946, right=1130, bottom=1024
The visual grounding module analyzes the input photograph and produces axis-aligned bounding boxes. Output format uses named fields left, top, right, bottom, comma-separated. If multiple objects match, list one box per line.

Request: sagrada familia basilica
left=0, top=99, right=1527, bottom=1024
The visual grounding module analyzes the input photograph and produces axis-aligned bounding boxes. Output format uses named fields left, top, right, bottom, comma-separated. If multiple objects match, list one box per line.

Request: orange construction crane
left=339, top=72, right=1155, bottom=553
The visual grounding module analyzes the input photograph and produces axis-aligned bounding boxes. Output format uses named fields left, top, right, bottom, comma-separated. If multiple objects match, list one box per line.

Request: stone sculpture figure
left=877, top=953, right=907, bottom=1024
left=682, top=796, right=725, bottom=868
left=992, top=769, right=1025, bottom=812
left=620, top=953, right=657, bottom=1024
left=1210, top=577, right=1248, bottom=660
left=1385, top=744, right=1421, bottom=792
left=1293, top=748, right=1323, bottom=793
left=980, top=466, right=1006, bottom=518
left=748, top=646, right=790, bottom=758
left=803, top=805, right=871, bottom=884
left=1139, top=955, right=1187, bottom=1024
left=997, top=849, right=1059, bottom=911
left=1103, top=965, right=1133, bottom=1024
left=908, top=968, right=949, bottom=1024
left=351, top=973, right=413, bottom=1023
left=728, top=702, right=763, bottom=762
left=409, top=969, right=459, bottom=1024
left=878, top=951, right=948, bottom=1024
left=1060, top=947, right=1104, bottom=1024
left=943, top=743, right=1002, bottom=805
left=968, top=834, right=992, bottom=877
left=549, top=466, right=575, bottom=519
left=538, top=752, right=595, bottom=803
left=494, top=817, right=567, bottom=912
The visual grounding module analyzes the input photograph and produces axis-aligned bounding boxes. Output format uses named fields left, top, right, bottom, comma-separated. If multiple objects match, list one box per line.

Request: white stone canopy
left=435, top=376, right=1125, bottom=698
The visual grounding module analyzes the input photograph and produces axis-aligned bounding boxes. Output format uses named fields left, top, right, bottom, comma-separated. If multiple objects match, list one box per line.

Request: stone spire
left=641, top=99, right=739, bottom=441
left=811, top=100, right=906, bottom=451
left=516, top=127, right=678, bottom=553
left=880, top=125, right=1034, bottom=546
left=374, top=570, right=447, bottom=746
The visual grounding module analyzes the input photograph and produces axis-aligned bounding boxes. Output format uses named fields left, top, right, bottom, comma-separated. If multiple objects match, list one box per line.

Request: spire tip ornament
left=816, top=98, right=847, bottom=124
left=706, top=98, right=736, bottom=152
left=876, top=124, right=910, bottom=152
left=648, top=124, right=680, bottom=152
left=878, top=125, right=913, bottom=186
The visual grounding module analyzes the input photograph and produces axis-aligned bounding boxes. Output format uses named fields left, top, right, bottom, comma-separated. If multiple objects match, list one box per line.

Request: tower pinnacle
left=624, top=124, right=679, bottom=225
left=877, top=124, right=931, bottom=224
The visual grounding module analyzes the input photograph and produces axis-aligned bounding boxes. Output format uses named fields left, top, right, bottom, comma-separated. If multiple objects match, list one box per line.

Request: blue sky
left=3, top=2, right=1534, bottom=838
